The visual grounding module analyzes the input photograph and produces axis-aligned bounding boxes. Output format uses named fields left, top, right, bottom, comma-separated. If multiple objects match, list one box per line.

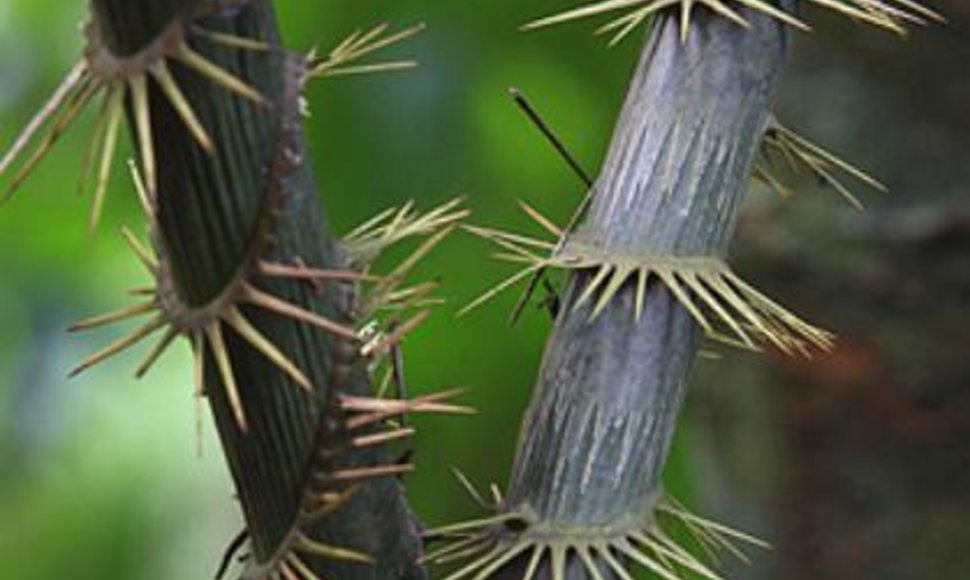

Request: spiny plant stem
left=89, top=0, right=428, bottom=577
left=511, top=5, right=790, bottom=565
left=439, top=7, right=795, bottom=579
left=569, top=8, right=790, bottom=258
left=506, top=277, right=699, bottom=524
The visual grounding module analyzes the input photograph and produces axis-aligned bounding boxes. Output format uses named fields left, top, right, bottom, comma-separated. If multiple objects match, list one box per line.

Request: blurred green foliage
left=1, top=1, right=966, bottom=579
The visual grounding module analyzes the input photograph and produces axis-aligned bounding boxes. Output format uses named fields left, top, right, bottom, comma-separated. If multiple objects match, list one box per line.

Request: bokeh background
left=1, top=1, right=968, bottom=578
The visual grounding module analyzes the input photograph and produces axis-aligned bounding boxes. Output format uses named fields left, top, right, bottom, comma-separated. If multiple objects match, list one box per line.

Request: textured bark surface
left=90, top=0, right=426, bottom=577
left=566, top=7, right=790, bottom=259
left=507, top=274, right=699, bottom=524
left=508, top=8, right=790, bottom=525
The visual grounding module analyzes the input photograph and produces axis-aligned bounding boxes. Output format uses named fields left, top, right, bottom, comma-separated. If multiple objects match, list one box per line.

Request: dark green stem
left=92, top=0, right=190, bottom=56
left=90, top=0, right=426, bottom=576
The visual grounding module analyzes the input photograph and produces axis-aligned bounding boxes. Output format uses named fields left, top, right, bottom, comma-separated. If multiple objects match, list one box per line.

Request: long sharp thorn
left=295, top=531, right=372, bottom=564
left=345, top=399, right=474, bottom=430
left=460, top=263, right=546, bottom=317
left=472, top=541, right=535, bottom=580
left=598, top=544, right=637, bottom=580
left=69, top=301, right=157, bottom=331
left=551, top=544, right=566, bottom=580
left=241, top=282, right=359, bottom=341
left=423, top=535, right=490, bottom=564
left=205, top=323, right=248, bottom=432
left=278, top=562, right=300, bottom=580
left=135, top=327, right=179, bottom=378
left=323, top=62, right=417, bottom=77
left=389, top=224, right=456, bottom=281
left=191, top=25, right=270, bottom=51
left=577, top=546, right=607, bottom=580
left=424, top=513, right=522, bottom=537
left=222, top=307, right=313, bottom=392
left=465, top=224, right=554, bottom=253
left=284, top=554, right=322, bottom=580
left=351, top=427, right=415, bottom=449
left=452, top=467, right=488, bottom=507
left=489, top=483, right=503, bottom=506
left=344, top=207, right=396, bottom=242
left=258, top=261, right=382, bottom=282
left=656, top=269, right=713, bottom=334
left=890, top=0, right=945, bottom=22
left=120, top=226, right=158, bottom=273
left=740, top=0, right=810, bottom=30
left=129, top=74, right=157, bottom=194
left=89, top=86, right=125, bottom=234
left=573, top=264, right=613, bottom=312
left=523, top=546, right=545, bottom=580
left=634, top=268, right=648, bottom=322
left=518, top=200, right=563, bottom=237
left=77, top=83, right=113, bottom=200
left=685, top=271, right=756, bottom=349
left=311, top=23, right=425, bottom=79
left=706, top=0, right=752, bottom=29
left=615, top=541, right=680, bottom=580
left=523, top=0, right=648, bottom=31
left=603, top=9, right=650, bottom=46
left=353, top=23, right=425, bottom=58
left=707, top=274, right=789, bottom=353
left=175, top=42, right=267, bottom=105
left=69, top=315, right=166, bottom=377
left=0, top=61, right=87, bottom=176
left=382, top=201, right=417, bottom=244
left=126, top=159, right=157, bottom=228
left=782, top=125, right=886, bottom=191
left=342, top=389, right=473, bottom=421
left=300, top=486, right=361, bottom=524
left=591, top=265, right=632, bottom=319
left=680, top=0, right=694, bottom=43
left=3, top=78, right=100, bottom=200
left=150, top=61, right=214, bottom=151
left=441, top=546, right=505, bottom=580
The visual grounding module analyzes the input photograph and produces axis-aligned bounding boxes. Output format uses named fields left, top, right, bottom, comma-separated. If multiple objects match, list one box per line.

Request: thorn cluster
left=524, top=0, right=944, bottom=45
left=754, top=118, right=887, bottom=210
left=462, top=201, right=833, bottom=355
left=242, top=336, right=473, bottom=580
left=0, top=9, right=268, bottom=233
left=69, top=189, right=466, bottom=430
left=6, top=6, right=464, bottom=579
left=305, top=23, right=426, bottom=81
left=427, top=482, right=765, bottom=580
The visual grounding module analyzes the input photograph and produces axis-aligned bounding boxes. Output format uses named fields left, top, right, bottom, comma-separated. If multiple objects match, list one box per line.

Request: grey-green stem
left=566, top=7, right=790, bottom=259
left=497, top=7, right=790, bottom=578
left=506, top=276, right=699, bottom=524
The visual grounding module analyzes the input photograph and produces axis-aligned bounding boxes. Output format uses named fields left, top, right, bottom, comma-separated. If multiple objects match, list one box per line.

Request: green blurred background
left=1, top=1, right=969, bottom=579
